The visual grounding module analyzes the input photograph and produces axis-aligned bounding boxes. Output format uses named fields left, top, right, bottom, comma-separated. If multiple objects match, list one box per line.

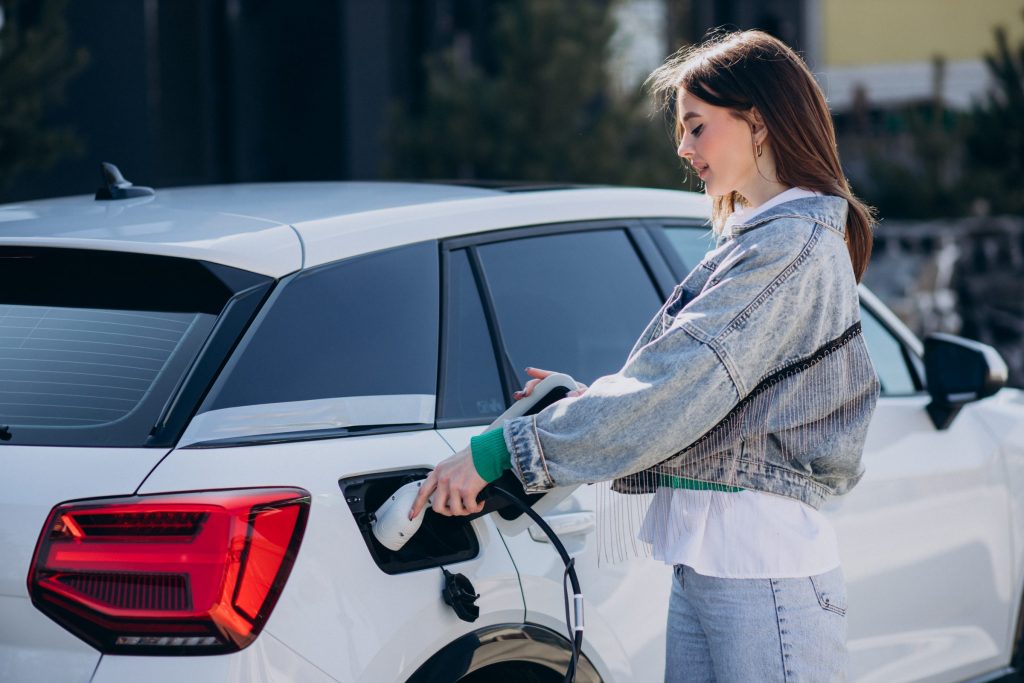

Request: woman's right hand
left=513, top=367, right=587, bottom=400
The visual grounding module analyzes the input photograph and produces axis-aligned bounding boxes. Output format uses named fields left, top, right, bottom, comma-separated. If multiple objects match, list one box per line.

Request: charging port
left=340, top=470, right=479, bottom=574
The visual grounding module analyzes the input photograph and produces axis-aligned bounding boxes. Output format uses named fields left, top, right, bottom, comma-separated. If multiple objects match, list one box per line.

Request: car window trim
left=646, top=219, right=714, bottom=280
left=150, top=280, right=276, bottom=446
left=445, top=218, right=646, bottom=249
left=858, top=291, right=927, bottom=395
left=181, top=423, right=432, bottom=449
left=627, top=225, right=679, bottom=299
left=437, top=219, right=670, bottom=428
left=435, top=245, right=517, bottom=429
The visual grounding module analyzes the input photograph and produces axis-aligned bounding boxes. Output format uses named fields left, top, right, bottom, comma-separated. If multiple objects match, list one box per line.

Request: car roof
left=0, top=181, right=710, bottom=277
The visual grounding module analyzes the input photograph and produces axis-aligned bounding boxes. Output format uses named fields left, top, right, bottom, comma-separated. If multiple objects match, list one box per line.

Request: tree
left=962, top=15, right=1024, bottom=215
left=386, top=0, right=693, bottom=190
left=0, top=0, right=89, bottom=189
left=856, top=98, right=970, bottom=219
left=852, top=12, right=1024, bottom=219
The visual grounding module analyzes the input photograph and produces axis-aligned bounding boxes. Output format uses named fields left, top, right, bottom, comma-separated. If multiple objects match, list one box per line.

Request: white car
left=0, top=173, right=1021, bottom=683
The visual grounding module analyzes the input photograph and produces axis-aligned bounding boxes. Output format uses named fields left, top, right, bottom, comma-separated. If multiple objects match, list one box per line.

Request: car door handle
left=528, top=512, right=595, bottom=543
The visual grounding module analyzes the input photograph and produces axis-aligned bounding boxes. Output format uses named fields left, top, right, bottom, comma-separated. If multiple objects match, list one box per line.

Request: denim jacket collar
left=728, top=195, right=848, bottom=238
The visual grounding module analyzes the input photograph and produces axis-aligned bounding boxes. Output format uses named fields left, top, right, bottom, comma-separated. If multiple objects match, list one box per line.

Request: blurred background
left=1, top=0, right=1022, bottom=385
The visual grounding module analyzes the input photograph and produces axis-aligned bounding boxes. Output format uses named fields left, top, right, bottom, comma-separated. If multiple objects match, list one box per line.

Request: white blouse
left=639, top=187, right=842, bottom=579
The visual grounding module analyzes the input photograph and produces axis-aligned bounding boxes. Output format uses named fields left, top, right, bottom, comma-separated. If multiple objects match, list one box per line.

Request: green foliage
left=858, top=104, right=970, bottom=219
left=962, top=20, right=1024, bottom=215
left=854, top=12, right=1024, bottom=218
left=385, top=0, right=693, bottom=189
left=0, top=0, right=89, bottom=189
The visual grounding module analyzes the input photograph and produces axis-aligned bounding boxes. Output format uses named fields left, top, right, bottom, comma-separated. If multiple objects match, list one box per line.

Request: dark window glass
left=439, top=250, right=505, bottom=422
left=663, top=226, right=717, bottom=270
left=0, top=247, right=262, bottom=447
left=206, top=241, right=439, bottom=414
left=0, top=306, right=204, bottom=428
left=860, top=306, right=917, bottom=395
left=477, top=230, right=663, bottom=388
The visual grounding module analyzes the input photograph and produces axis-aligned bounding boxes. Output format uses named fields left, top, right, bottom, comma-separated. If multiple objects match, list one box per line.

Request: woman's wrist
left=470, top=427, right=512, bottom=483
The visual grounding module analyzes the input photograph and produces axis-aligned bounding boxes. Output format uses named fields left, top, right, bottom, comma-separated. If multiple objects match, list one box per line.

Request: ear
left=748, top=107, right=768, bottom=145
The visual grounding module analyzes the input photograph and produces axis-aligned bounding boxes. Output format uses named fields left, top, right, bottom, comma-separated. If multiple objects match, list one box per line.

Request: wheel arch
left=405, top=623, right=603, bottom=682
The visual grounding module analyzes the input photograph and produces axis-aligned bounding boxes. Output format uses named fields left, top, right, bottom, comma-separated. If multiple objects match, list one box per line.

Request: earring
left=755, top=142, right=763, bottom=157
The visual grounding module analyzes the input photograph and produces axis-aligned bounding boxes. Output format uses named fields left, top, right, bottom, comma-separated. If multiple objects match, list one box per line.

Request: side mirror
left=924, top=333, right=1008, bottom=429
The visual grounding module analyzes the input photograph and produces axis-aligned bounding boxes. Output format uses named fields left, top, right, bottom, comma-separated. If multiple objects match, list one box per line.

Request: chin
left=702, top=179, right=724, bottom=197
left=703, top=183, right=737, bottom=199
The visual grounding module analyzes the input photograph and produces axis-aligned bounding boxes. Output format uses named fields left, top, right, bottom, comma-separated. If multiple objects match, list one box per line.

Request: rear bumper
left=90, top=632, right=338, bottom=683
left=0, top=595, right=100, bottom=683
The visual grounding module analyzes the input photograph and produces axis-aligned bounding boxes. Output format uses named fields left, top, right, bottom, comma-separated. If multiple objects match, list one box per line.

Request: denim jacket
left=501, top=195, right=881, bottom=510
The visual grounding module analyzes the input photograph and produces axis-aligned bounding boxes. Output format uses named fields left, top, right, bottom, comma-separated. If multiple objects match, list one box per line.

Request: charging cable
left=371, top=477, right=585, bottom=682
left=484, top=485, right=583, bottom=683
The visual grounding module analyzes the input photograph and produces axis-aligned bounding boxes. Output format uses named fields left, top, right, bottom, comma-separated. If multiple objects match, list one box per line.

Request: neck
left=737, top=151, right=788, bottom=207
left=740, top=180, right=790, bottom=209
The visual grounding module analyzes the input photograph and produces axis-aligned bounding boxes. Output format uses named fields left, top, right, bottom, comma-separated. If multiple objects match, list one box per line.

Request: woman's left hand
left=408, top=446, right=488, bottom=520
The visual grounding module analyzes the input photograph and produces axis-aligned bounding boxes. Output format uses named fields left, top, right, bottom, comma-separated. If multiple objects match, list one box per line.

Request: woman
left=410, top=29, right=880, bottom=681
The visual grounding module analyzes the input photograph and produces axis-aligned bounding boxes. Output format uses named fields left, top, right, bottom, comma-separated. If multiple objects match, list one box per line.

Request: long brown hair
left=647, top=30, right=876, bottom=282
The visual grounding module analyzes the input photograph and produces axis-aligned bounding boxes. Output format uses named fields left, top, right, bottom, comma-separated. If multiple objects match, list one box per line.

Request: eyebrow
left=682, top=112, right=702, bottom=121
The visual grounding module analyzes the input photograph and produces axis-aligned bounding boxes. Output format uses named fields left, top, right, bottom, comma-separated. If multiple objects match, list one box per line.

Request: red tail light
left=28, top=488, right=310, bottom=655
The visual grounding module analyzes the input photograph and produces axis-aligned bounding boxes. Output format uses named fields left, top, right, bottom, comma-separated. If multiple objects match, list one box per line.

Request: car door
left=436, top=222, right=679, bottom=683
left=133, top=241, right=524, bottom=683
left=654, top=222, right=1014, bottom=683
left=832, top=293, right=1012, bottom=683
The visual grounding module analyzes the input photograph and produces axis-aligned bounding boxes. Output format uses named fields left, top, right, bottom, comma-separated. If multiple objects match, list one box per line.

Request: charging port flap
left=340, top=470, right=480, bottom=574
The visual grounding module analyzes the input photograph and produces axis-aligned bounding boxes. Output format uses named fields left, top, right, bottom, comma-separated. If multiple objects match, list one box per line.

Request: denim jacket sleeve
left=503, top=219, right=831, bottom=493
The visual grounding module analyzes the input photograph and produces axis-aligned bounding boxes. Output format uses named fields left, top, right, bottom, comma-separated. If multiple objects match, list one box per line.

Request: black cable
left=403, top=483, right=589, bottom=679
left=487, top=485, right=583, bottom=683
left=562, top=558, right=580, bottom=678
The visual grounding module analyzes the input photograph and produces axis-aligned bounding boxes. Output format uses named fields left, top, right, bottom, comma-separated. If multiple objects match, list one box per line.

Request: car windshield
left=0, top=247, right=267, bottom=447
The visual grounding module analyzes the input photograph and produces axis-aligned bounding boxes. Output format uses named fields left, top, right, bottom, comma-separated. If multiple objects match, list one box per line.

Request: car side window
left=476, top=229, right=664, bottom=389
left=438, top=250, right=506, bottom=422
left=662, top=225, right=717, bottom=271
left=859, top=306, right=918, bottom=396
left=202, top=241, right=439, bottom=424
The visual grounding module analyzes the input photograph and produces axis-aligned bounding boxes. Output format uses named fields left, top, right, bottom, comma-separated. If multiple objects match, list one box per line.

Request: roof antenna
left=95, top=162, right=155, bottom=200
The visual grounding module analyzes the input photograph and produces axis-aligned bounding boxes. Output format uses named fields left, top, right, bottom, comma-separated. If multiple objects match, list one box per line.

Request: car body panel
left=0, top=595, right=99, bottom=683
left=971, top=388, right=1024, bottom=581
left=827, top=397, right=1014, bottom=682
left=151, top=181, right=504, bottom=224
left=90, top=631, right=337, bottom=683
left=295, top=187, right=711, bottom=269
left=0, top=194, right=302, bottom=277
left=439, top=425, right=673, bottom=683
left=0, top=184, right=709, bottom=279
left=135, top=430, right=524, bottom=683
left=0, top=447, right=169, bottom=683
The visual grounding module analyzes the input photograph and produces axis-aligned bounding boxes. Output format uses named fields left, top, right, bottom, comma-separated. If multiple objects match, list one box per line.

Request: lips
left=693, top=162, right=709, bottom=179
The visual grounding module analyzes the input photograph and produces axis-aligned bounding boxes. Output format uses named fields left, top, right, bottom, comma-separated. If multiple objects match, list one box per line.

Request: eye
left=692, top=124, right=704, bottom=137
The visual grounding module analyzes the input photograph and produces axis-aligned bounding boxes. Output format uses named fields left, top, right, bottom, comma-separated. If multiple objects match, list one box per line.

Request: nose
left=677, top=135, right=694, bottom=161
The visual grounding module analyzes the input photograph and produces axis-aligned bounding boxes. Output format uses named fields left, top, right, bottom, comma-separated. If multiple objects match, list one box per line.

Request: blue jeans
left=665, top=564, right=848, bottom=682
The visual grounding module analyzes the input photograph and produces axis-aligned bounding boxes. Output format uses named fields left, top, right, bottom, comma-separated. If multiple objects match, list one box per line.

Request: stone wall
left=862, top=216, right=1024, bottom=387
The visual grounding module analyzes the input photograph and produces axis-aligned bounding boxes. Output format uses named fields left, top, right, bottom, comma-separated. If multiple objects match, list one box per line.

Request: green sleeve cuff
left=470, top=427, right=512, bottom=483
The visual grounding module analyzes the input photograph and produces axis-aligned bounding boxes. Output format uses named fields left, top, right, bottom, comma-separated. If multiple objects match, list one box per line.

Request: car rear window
left=0, top=247, right=270, bottom=447
left=0, top=306, right=202, bottom=428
